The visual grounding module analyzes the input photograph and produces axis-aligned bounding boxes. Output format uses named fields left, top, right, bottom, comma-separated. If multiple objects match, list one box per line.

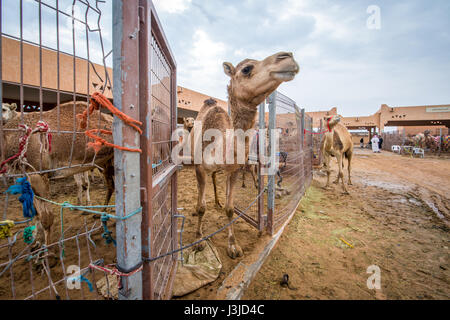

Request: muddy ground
left=243, top=148, right=450, bottom=300
left=1, top=148, right=449, bottom=300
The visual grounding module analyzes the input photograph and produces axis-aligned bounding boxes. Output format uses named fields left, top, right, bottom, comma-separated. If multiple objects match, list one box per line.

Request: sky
left=152, top=0, right=450, bottom=117
left=2, top=0, right=450, bottom=117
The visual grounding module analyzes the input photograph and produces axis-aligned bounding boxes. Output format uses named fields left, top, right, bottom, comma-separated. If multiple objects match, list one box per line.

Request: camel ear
left=223, top=62, right=235, bottom=77
left=10, top=103, right=17, bottom=111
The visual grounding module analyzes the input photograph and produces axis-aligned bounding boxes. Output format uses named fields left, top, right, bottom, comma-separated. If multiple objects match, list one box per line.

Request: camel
left=186, top=52, right=299, bottom=259
left=183, top=117, right=195, bottom=132
left=1, top=103, right=111, bottom=208
left=320, top=115, right=353, bottom=194
left=1, top=103, right=18, bottom=123
left=1, top=101, right=115, bottom=250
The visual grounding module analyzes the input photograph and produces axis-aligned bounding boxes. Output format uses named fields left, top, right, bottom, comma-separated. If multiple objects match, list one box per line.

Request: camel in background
left=320, top=115, right=353, bottom=194
left=1, top=101, right=115, bottom=248
left=187, top=52, right=299, bottom=258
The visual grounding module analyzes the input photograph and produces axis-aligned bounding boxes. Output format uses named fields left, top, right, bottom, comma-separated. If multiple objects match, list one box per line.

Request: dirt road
left=243, top=149, right=450, bottom=300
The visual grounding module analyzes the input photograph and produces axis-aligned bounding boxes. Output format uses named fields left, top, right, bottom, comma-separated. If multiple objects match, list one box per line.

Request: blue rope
left=6, top=177, right=37, bottom=219
left=101, top=214, right=116, bottom=247
left=79, top=275, right=94, bottom=292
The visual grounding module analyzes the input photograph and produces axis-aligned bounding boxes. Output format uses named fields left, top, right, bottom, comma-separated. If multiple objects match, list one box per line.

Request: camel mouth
left=271, top=71, right=297, bottom=81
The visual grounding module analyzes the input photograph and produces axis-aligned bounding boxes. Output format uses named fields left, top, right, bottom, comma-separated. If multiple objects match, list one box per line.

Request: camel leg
left=102, top=161, right=115, bottom=210
left=212, top=171, right=222, bottom=209
left=84, top=171, right=91, bottom=205
left=323, top=153, right=332, bottom=189
left=225, top=170, right=243, bottom=259
left=194, top=165, right=207, bottom=251
left=250, top=165, right=258, bottom=189
left=346, top=150, right=353, bottom=185
left=336, top=153, right=349, bottom=194
left=74, top=173, right=83, bottom=206
left=28, top=174, right=57, bottom=266
left=241, top=170, right=246, bottom=188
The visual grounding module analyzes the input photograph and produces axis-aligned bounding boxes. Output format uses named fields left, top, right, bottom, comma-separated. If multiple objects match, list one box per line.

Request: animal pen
left=233, top=91, right=314, bottom=235
left=0, top=0, right=314, bottom=301
left=0, top=0, right=178, bottom=300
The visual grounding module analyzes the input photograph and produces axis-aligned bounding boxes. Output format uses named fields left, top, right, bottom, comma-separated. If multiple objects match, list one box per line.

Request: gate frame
left=113, top=0, right=178, bottom=300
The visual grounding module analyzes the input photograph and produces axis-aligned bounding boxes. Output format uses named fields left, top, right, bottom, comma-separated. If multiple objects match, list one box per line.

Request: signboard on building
left=426, top=106, right=450, bottom=113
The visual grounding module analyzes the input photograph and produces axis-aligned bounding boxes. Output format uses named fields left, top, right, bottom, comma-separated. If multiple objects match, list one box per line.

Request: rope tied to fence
left=0, top=220, right=15, bottom=240
left=303, top=117, right=331, bottom=135
left=34, top=195, right=141, bottom=248
left=0, top=121, right=52, bottom=174
left=6, top=177, right=37, bottom=219
left=77, top=92, right=143, bottom=154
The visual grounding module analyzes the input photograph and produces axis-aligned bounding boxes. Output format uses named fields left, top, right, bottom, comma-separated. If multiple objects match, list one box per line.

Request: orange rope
left=77, top=92, right=143, bottom=153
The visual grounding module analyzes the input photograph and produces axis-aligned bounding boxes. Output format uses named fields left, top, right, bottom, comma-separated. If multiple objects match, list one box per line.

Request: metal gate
left=113, top=0, right=178, bottom=300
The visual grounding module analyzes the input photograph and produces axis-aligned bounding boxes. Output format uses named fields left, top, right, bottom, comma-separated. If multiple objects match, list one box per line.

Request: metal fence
left=265, top=91, right=313, bottom=234
left=232, top=91, right=314, bottom=235
left=0, top=0, right=178, bottom=300
left=0, top=0, right=117, bottom=300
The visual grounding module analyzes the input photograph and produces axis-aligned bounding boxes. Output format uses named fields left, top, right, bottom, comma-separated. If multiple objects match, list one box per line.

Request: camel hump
left=202, top=106, right=232, bottom=132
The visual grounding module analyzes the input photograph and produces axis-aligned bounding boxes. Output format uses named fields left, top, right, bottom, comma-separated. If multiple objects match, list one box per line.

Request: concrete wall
left=1, top=36, right=113, bottom=100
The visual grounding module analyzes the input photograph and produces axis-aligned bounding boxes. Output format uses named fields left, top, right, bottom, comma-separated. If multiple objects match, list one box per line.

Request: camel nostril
left=277, top=52, right=293, bottom=60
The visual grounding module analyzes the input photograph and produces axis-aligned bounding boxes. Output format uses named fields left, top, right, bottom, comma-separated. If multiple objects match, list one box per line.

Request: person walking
left=360, top=137, right=364, bottom=149
left=378, top=136, right=384, bottom=151
left=371, top=135, right=380, bottom=153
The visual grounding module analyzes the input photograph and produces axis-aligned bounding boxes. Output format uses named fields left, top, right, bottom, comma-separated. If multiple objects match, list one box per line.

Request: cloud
left=179, top=29, right=229, bottom=100
left=153, top=0, right=192, bottom=14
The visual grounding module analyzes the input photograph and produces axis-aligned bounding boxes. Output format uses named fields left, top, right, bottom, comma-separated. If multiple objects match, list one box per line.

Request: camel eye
left=242, top=66, right=253, bottom=76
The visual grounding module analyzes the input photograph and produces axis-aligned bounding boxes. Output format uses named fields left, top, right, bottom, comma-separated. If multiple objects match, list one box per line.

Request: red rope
left=304, top=117, right=331, bottom=135
left=0, top=121, right=52, bottom=174
left=77, top=92, right=143, bottom=154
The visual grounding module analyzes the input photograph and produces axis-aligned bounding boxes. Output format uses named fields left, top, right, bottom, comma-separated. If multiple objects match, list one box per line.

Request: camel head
left=323, top=115, right=341, bottom=130
left=223, top=52, right=300, bottom=107
left=2, top=103, right=18, bottom=124
left=183, top=117, right=195, bottom=131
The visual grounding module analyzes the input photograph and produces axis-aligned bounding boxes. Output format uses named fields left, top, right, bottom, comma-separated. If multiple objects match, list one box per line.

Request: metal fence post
left=113, top=0, right=143, bottom=300
left=258, top=102, right=266, bottom=231
left=267, top=91, right=277, bottom=235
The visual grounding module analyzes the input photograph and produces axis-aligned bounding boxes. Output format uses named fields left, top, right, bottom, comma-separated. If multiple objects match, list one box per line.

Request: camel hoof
left=348, top=181, right=353, bottom=186
left=333, top=180, right=339, bottom=185
left=227, top=244, right=243, bottom=259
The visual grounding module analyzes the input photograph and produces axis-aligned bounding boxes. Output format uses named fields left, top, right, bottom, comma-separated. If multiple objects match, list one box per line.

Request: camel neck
left=228, top=88, right=258, bottom=132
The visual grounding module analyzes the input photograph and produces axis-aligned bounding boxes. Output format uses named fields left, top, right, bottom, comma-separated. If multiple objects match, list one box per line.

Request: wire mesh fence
left=0, top=0, right=122, bottom=300
left=265, top=91, right=313, bottom=234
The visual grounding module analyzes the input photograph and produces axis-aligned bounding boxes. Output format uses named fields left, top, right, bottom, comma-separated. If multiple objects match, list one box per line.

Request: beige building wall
left=1, top=36, right=113, bottom=100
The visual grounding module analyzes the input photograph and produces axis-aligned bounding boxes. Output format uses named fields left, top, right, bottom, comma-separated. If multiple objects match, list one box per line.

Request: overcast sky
left=153, top=0, right=450, bottom=117
left=2, top=1, right=450, bottom=117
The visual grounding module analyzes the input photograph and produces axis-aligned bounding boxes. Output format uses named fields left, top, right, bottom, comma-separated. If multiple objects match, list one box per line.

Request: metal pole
left=113, top=0, right=143, bottom=300
left=267, top=92, right=277, bottom=235
left=258, top=102, right=265, bottom=231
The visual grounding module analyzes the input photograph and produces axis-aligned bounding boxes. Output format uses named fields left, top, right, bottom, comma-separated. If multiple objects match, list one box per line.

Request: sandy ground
left=1, top=148, right=449, bottom=300
left=0, top=172, right=116, bottom=300
left=243, top=149, right=450, bottom=300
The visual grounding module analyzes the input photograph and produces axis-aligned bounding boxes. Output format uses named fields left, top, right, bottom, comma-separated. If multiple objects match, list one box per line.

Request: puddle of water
left=424, top=201, right=445, bottom=220
left=361, top=180, right=411, bottom=192
left=408, top=198, right=422, bottom=206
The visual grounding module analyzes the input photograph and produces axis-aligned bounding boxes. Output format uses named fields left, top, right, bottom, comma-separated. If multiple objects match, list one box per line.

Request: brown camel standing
left=320, top=115, right=353, bottom=194
left=188, top=52, right=299, bottom=259
left=1, top=101, right=115, bottom=248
